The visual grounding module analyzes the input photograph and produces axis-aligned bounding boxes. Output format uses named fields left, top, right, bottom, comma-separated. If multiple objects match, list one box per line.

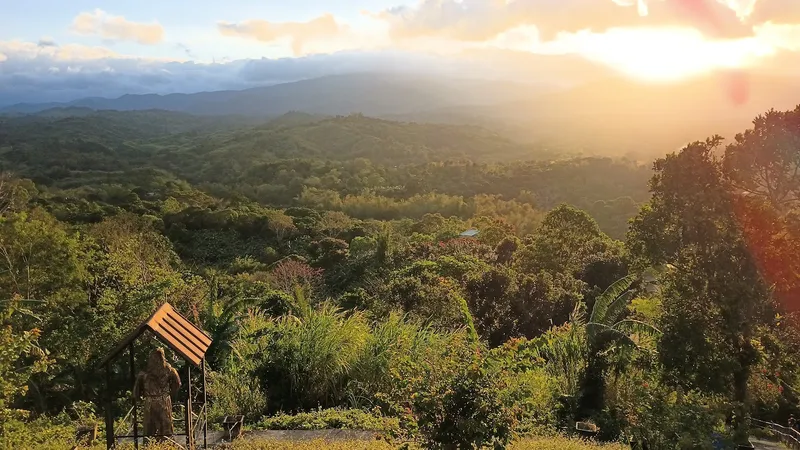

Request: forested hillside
left=1, top=106, right=798, bottom=449
left=0, top=110, right=647, bottom=240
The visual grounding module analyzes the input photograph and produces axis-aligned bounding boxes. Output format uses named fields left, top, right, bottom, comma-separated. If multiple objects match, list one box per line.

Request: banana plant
left=580, top=270, right=662, bottom=418
left=586, top=272, right=661, bottom=354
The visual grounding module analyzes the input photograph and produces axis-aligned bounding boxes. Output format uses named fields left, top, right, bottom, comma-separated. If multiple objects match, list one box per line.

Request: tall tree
left=723, top=106, right=800, bottom=215
left=628, top=138, right=774, bottom=444
left=723, top=107, right=800, bottom=312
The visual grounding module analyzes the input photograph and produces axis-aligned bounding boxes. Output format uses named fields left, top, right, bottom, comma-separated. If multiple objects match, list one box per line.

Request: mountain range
left=4, top=71, right=799, bottom=158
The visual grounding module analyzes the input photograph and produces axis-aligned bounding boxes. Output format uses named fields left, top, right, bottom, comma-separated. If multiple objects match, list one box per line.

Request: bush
left=602, top=369, right=731, bottom=449
left=488, top=339, right=561, bottom=434
left=0, top=414, right=104, bottom=450
left=413, top=356, right=518, bottom=449
left=209, top=368, right=268, bottom=423
left=256, top=408, right=399, bottom=433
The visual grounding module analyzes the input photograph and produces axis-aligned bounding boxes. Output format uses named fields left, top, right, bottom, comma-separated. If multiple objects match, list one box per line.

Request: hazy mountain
left=1, top=73, right=556, bottom=117
left=5, top=70, right=799, bottom=160
left=389, top=72, right=800, bottom=158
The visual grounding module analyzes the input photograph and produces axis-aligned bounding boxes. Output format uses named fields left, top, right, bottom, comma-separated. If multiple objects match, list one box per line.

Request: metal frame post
left=202, top=358, right=208, bottom=449
left=185, top=364, right=193, bottom=449
left=105, top=363, right=114, bottom=450
left=129, top=342, right=138, bottom=449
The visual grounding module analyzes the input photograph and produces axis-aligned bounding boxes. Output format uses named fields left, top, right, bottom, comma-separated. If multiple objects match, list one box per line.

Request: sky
left=1, top=0, right=800, bottom=105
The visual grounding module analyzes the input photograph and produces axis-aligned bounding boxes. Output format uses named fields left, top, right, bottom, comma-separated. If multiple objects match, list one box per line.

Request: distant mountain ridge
left=5, top=71, right=799, bottom=159
left=1, top=73, right=554, bottom=117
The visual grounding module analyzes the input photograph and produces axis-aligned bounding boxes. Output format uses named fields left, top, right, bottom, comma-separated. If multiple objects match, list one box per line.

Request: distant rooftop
left=460, top=229, right=479, bottom=237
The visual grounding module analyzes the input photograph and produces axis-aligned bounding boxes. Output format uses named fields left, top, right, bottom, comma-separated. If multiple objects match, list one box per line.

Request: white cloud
left=0, top=38, right=492, bottom=105
left=72, top=9, right=165, bottom=45
left=0, top=53, right=6, bottom=62
left=218, top=14, right=351, bottom=56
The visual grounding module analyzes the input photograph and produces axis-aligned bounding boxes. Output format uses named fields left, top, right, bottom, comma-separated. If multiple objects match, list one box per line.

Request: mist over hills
left=4, top=70, right=799, bottom=158
left=1, top=73, right=555, bottom=117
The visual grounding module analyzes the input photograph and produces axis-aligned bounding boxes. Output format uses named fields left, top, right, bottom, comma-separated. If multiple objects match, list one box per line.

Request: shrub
left=488, top=339, right=561, bottom=434
left=256, top=408, right=399, bottom=433
left=413, top=356, right=518, bottom=449
left=603, top=369, right=731, bottom=449
left=0, top=414, right=103, bottom=450
left=208, top=368, right=268, bottom=423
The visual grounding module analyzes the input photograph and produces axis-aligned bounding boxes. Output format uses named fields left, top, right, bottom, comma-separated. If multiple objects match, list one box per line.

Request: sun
left=563, top=27, right=774, bottom=82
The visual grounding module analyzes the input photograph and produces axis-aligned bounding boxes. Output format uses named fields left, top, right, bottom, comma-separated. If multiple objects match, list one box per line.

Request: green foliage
left=208, top=367, right=269, bottom=422
left=2, top=105, right=799, bottom=449
left=603, top=369, right=730, bottom=449
left=0, top=414, right=102, bottom=450
left=257, top=408, right=399, bottom=433
left=525, top=311, right=589, bottom=402
left=515, top=205, right=624, bottom=279
left=0, top=299, right=50, bottom=416
left=413, top=357, right=518, bottom=449
left=238, top=305, right=371, bottom=412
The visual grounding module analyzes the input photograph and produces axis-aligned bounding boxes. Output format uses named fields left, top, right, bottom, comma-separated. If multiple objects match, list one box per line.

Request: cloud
left=37, top=37, right=58, bottom=48
left=749, top=0, right=800, bottom=23
left=1, top=39, right=125, bottom=61
left=175, top=43, right=196, bottom=59
left=218, top=14, right=348, bottom=55
left=72, top=9, right=165, bottom=45
left=551, top=27, right=773, bottom=80
left=375, top=0, right=793, bottom=42
left=754, top=21, right=800, bottom=51
left=0, top=39, right=505, bottom=106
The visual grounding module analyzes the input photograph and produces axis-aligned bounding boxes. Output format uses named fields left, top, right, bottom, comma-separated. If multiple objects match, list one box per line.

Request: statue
left=133, top=348, right=181, bottom=438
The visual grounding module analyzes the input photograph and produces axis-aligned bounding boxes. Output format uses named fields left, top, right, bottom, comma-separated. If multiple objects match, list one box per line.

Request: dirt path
left=751, top=438, right=789, bottom=450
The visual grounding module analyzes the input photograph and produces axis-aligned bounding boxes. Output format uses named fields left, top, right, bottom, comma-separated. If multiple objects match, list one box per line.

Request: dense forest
left=1, top=105, right=798, bottom=449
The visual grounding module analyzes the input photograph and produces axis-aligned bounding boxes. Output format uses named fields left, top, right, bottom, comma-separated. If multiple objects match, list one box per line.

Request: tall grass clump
left=346, top=312, right=467, bottom=408
left=229, top=303, right=370, bottom=412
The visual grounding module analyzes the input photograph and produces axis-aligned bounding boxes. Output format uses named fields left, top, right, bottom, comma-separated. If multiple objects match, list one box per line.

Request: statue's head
left=146, top=347, right=168, bottom=372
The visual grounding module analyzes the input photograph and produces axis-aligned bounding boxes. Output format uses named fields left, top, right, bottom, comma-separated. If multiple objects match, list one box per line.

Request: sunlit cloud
left=0, top=37, right=495, bottom=105
left=551, top=27, right=774, bottom=81
left=72, top=9, right=165, bottom=45
left=366, top=0, right=800, bottom=81
left=753, top=21, right=800, bottom=51
left=485, top=26, right=543, bottom=53
left=3, top=0, right=800, bottom=104
left=741, top=0, right=800, bottom=23
left=718, top=0, right=759, bottom=20
left=218, top=14, right=351, bottom=56
left=0, top=39, right=128, bottom=61
left=375, top=0, right=644, bottom=41
left=373, top=0, right=768, bottom=42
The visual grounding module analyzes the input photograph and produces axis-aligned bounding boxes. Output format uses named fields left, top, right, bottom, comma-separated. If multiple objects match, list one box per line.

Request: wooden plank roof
left=99, top=303, right=212, bottom=368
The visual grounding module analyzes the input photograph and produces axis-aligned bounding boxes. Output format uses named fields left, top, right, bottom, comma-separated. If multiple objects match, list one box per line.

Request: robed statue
left=133, top=348, right=181, bottom=437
